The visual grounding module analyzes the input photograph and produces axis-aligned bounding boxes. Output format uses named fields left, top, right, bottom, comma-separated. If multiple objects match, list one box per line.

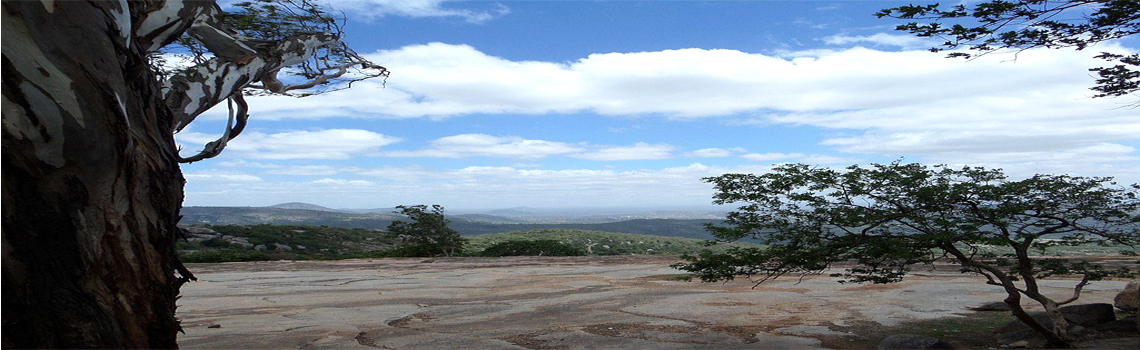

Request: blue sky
left=178, top=0, right=1140, bottom=210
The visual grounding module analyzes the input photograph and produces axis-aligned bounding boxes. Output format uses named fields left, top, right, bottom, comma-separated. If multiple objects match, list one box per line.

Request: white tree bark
left=3, top=0, right=376, bottom=346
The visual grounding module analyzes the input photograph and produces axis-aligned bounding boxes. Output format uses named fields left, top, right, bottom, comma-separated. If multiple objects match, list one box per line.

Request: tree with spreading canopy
left=2, top=0, right=385, bottom=347
left=674, top=162, right=1140, bottom=348
left=386, top=205, right=467, bottom=257
left=878, top=0, right=1139, bottom=100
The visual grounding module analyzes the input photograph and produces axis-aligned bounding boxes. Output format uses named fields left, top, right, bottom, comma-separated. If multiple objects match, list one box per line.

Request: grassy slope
left=180, top=206, right=726, bottom=240
left=178, top=225, right=757, bottom=262
left=466, top=229, right=761, bottom=255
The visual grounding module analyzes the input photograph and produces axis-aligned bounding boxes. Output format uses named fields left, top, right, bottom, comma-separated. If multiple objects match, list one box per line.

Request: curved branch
left=163, top=33, right=339, bottom=131
left=250, top=60, right=387, bottom=95
left=1056, top=274, right=1091, bottom=306
left=178, top=94, right=248, bottom=163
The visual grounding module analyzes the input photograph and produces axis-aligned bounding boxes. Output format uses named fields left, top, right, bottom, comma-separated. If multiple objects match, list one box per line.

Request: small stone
left=207, top=324, right=221, bottom=329
left=1008, top=340, right=1029, bottom=348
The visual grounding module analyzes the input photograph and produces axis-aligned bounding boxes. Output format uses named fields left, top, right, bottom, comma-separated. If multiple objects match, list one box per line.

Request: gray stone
left=997, top=304, right=1116, bottom=335
left=1093, top=318, right=1139, bottom=333
left=994, top=313, right=1056, bottom=334
left=276, top=245, right=293, bottom=252
left=1115, top=280, right=1139, bottom=312
left=1075, top=337, right=1140, bottom=349
left=1059, top=303, right=1116, bottom=326
left=877, top=334, right=954, bottom=349
left=181, top=226, right=217, bottom=235
left=231, top=242, right=254, bottom=249
left=995, top=329, right=1048, bottom=348
left=968, top=301, right=1011, bottom=311
left=253, top=245, right=267, bottom=251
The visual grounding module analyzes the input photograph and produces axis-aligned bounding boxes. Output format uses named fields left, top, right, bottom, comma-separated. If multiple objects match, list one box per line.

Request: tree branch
left=178, top=93, right=248, bottom=163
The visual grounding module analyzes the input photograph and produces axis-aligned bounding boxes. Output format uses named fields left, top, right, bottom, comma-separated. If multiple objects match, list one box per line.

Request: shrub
left=480, top=240, right=586, bottom=257
left=181, top=249, right=268, bottom=263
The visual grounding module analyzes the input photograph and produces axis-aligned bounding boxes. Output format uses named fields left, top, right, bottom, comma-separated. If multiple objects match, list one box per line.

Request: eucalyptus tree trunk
left=1, top=0, right=365, bottom=347
left=2, top=1, right=190, bottom=348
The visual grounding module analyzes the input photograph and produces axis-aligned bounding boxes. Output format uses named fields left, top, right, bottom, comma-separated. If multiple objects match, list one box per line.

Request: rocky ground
left=177, top=255, right=1135, bottom=349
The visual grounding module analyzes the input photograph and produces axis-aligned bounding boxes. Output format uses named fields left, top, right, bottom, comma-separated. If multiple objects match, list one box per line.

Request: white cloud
left=320, top=0, right=507, bottom=23
left=185, top=163, right=775, bottom=208
left=312, top=178, right=375, bottom=186
left=797, top=154, right=864, bottom=165
left=183, top=172, right=263, bottom=183
left=823, top=33, right=932, bottom=48
left=571, top=142, right=677, bottom=161
left=739, top=152, right=860, bottom=165
left=741, top=152, right=806, bottom=161
left=684, top=148, right=736, bottom=158
left=177, top=129, right=401, bottom=160
left=215, top=42, right=1138, bottom=123
left=266, top=165, right=340, bottom=176
left=186, top=43, right=1140, bottom=181
left=383, top=133, right=582, bottom=159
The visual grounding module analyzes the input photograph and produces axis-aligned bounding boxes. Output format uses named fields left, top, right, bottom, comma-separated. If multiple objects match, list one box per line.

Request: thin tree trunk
left=2, top=1, right=191, bottom=348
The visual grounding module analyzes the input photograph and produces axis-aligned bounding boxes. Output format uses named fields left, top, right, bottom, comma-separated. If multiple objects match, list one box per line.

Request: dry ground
left=177, top=255, right=1132, bottom=349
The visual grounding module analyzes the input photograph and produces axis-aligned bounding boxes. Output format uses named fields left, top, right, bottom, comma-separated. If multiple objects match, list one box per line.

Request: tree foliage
left=878, top=0, right=1140, bottom=99
left=674, top=162, right=1139, bottom=347
left=159, top=0, right=388, bottom=163
left=386, top=205, right=467, bottom=257
left=479, top=240, right=587, bottom=257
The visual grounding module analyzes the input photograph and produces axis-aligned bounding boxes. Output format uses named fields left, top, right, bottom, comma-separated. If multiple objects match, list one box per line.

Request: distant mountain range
left=180, top=203, right=731, bottom=240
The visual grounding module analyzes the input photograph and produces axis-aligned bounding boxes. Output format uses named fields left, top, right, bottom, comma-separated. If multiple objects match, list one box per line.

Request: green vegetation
left=179, top=206, right=724, bottom=240
left=479, top=240, right=586, bottom=257
left=386, top=205, right=466, bottom=257
left=825, top=312, right=1017, bottom=349
left=177, top=225, right=761, bottom=262
left=467, top=229, right=761, bottom=256
left=177, top=224, right=398, bottom=261
left=181, top=250, right=273, bottom=263
left=675, top=161, right=1139, bottom=347
left=879, top=0, right=1140, bottom=99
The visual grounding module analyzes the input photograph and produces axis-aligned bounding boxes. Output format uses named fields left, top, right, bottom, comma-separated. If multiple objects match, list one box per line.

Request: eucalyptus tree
left=2, top=0, right=385, bottom=347
left=675, top=162, right=1139, bottom=348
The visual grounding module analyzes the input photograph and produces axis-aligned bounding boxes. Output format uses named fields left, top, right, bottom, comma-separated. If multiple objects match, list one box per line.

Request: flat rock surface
left=177, top=256, right=1127, bottom=349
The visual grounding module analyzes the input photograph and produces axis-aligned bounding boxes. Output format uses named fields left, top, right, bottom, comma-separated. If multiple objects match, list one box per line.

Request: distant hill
left=180, top=206, right=729, bottom=240
left=451, top=214, right=527, bottom=224
left=180, top=206, right=401, bottom=227
left=486, top=207, right=541, bottom=217
left=267, top=202, right=345, bottom=212
left=176, top=225, right=757, bottom=263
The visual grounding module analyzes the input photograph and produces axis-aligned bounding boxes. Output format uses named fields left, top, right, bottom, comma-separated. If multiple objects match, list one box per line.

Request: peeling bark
left=3, top=1, right=380, bottom=346
left=2, top=1, right=191, bottom=348
left=163, top=32, right=338, bottom=131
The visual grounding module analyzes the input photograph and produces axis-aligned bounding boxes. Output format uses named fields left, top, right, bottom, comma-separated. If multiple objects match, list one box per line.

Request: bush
left=199, top=238, right=231, bottom=248
left=480, top=240, right=586, bottom=257
left=181, top=249, right=268, bottom=263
